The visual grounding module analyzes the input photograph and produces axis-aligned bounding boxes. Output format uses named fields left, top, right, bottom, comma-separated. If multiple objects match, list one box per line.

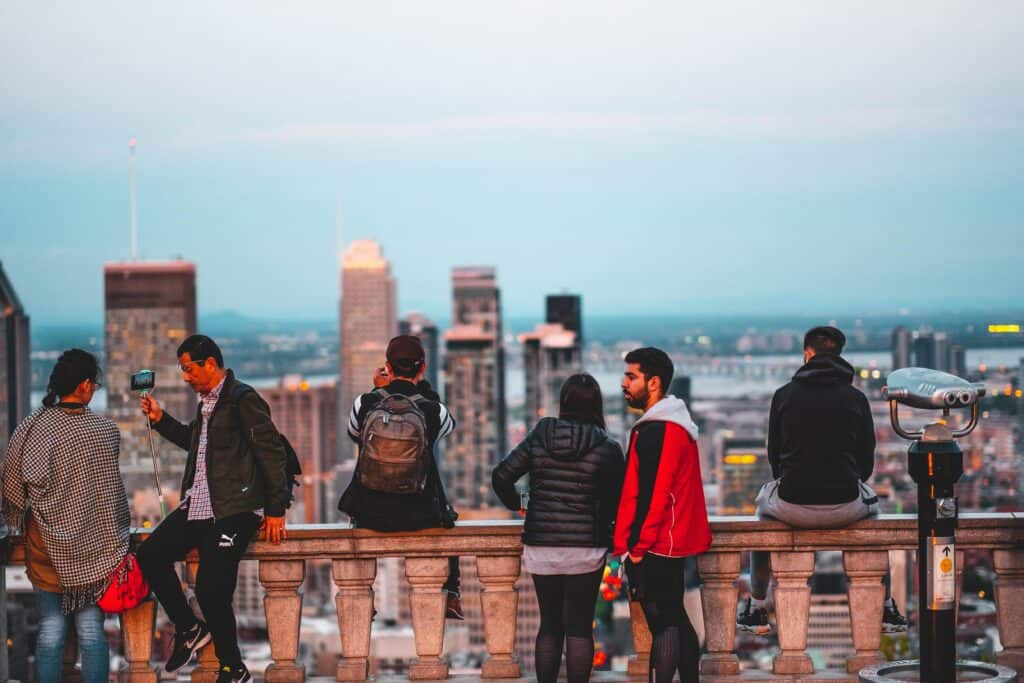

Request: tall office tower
left=933, top=331, right=950, bottom=372
left=912, top=331, right=936, bottom=370
left=339, top=240, right=396, bottom=457
left=398, top=312, right=440, bottom=389
left=0, top=262, right=31, bottom=451
left=444, top=267, right=506, bottom=509
left=520, top=323, right=581, bottom=427
left=669, top=376, right=692, bottom=406
left=949, top=345, right=967, bottom=378
left=262, top=375, right=339, bottom=524
left=891, top=326, right=911, bottom=371
left=104, top=260, right=197, bottom=514
left=717, top=437, right=771, bottom=515
left=545, top=294, right=582, bottom=347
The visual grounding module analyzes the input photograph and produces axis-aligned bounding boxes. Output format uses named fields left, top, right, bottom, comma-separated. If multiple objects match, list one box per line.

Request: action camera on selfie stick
left=859, top=369, right=1014, bottom=683
left=132, top=369, right=167, bottom=518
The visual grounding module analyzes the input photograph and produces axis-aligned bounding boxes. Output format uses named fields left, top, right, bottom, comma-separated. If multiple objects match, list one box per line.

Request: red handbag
left=97, top=552, right=149, bottom=614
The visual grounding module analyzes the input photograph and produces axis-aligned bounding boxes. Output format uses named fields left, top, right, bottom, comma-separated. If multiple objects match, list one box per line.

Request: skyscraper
left=717, top=437, right=771, bottom=515
left=912, top=331, right=936, bottom=370
left=398, top=312, right=439, bottom=390
left=891, top=326, right=911, bottom=371
left=520, top=323, right=580, bottom=426
left=0, top=262, right=30, bottom=451
left=262, top=375, right=339, bottom=524
left=949, top=345, right=967, bottom=378
left=444, top=267, right=506, bottom=509
left=933, top=331, right=950, bottom=372
left=104, top=260, right=197, bottom=513
left=545, top=294, right=582, bottom=347
left=339, top=240, right=396, bottom=457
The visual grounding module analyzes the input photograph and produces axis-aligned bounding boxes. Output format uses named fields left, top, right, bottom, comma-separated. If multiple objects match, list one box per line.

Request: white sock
left=751, top=596, right=768, bottom=609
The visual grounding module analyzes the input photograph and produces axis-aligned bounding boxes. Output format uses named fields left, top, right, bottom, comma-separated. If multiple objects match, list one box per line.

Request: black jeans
left=136, top=505, right=262, bottom=668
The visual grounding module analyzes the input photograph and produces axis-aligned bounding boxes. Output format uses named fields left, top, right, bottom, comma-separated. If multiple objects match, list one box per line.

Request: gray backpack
left=358, top=389, right=430, bottom=494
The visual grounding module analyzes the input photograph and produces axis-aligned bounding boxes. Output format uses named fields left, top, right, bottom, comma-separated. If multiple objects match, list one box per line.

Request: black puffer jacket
left=492, top=417, right=625, bottom=548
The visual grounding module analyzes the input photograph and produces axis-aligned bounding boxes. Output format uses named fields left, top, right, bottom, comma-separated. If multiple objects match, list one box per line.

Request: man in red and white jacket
left=614, top=347, right=710, bottom=683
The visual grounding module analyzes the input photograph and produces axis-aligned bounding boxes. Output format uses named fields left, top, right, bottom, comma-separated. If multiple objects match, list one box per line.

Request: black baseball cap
left=386, top=335, right=425, bottom=374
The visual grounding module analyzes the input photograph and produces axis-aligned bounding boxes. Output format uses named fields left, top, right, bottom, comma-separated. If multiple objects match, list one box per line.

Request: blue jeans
left=34, top=589, right=109, bottom=683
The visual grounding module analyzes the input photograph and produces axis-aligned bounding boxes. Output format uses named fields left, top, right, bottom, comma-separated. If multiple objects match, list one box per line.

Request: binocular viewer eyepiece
left=881, top=367, right=986, bottom=410
left=882, top=368, right=986, bottom=442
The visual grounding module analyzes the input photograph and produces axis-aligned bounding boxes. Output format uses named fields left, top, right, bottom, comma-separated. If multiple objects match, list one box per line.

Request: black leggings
left=627, top=555, right=701, bottom=683
left=531, top=567, right=605, bottom=683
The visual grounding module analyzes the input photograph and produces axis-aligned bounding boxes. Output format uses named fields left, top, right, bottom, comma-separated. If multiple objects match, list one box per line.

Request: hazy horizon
left=3, top=2, right=1022, bottom=324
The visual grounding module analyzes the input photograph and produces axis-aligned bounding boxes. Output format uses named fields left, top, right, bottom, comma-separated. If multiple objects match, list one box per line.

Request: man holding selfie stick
left=136, top=334, right=289, bottom=683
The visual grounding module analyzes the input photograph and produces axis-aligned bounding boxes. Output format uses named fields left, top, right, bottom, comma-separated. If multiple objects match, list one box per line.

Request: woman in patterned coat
left=2, top=349, right=130, bottom=683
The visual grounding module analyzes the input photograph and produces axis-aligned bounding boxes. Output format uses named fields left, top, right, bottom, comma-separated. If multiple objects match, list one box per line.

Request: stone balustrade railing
left=9, top=513, right=1024, bottom=682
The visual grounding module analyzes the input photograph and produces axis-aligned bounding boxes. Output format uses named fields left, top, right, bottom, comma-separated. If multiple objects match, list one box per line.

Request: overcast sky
left=2, top=2, right=1022, bottom=325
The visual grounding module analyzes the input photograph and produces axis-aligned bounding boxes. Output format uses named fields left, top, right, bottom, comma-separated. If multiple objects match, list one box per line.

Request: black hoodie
left=492, top=417, right=625, bottom=548
left=767, top=353, right=876, bottom=505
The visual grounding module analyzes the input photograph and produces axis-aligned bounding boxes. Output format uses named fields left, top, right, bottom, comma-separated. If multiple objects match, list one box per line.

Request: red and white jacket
left=613, top=396, right=712, bottom=559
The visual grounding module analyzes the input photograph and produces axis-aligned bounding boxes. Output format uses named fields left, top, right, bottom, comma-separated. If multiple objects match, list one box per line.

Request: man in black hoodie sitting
left=737, top=326, right=907, bottom=635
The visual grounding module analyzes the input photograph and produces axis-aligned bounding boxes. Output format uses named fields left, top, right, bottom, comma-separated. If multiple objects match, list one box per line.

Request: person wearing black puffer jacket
left=493, top=373, right=625, bottom=683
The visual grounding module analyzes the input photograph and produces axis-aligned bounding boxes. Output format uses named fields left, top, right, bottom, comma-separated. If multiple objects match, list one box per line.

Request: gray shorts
left=755, top=479, right=879, bottom=529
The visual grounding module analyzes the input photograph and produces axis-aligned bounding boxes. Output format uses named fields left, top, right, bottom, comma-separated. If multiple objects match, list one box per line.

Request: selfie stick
left=141, top=388, right=168, bottom=519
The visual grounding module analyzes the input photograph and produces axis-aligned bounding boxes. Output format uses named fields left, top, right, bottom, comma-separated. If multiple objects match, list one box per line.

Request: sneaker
left=883, top=599, right=908, bottom=633
left=165, top=621, right=211, bottom=672
left=737, top=597, right=772, bottom=636
left=445, top=592, right=465, bottom=621
left=215, top=664, right=253, bottom=683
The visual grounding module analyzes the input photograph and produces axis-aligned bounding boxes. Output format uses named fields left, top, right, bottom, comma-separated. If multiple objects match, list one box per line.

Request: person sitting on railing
left=737, top=325, right=908, bottom=636
left=137, top=334, right=291, bottom=683
left=338, top=334, right=464, bottom=620
left=614, top=347, right=711, bottom=683
left=2, top=349, right=130, bottom=683
left=492, top=373, right=625, bottom=683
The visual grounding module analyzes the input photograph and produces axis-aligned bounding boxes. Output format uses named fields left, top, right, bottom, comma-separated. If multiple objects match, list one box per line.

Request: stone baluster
left=769, top=550, right=815, bottom=675
left=260, top=559, right=306, bottom=682
left=62, top=626, right=81, bottom=682
left=476, top=555, right=522, bottom=678
left=333, top=558, right=377, bottom=681
left=697, top=552, right=741, bottom=676
left=843, top=550, right=888, bottom=672
left=627, top=600, right=651, bottom=679
left=993, top=548, right=1024, bottom=672
left=187, top=558, right=219, bottom=683
left=120, top=598, right=159, bottom=682
left=405, top=557, right=450, bottom=680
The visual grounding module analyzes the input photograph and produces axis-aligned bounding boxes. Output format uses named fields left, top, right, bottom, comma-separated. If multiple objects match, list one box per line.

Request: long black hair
left=558, top=373, right=606, bottom=429
left=42, top=348, right=100, bottom=407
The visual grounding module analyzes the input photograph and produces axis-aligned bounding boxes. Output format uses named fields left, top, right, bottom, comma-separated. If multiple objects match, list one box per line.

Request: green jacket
left=153, top=370, right=290, bottom=519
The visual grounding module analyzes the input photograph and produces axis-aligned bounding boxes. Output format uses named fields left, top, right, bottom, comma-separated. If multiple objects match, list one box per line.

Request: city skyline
left=3, top=3, right=1022, bottom=324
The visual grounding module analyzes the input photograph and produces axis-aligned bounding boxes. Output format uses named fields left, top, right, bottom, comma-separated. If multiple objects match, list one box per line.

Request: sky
left=1, top=2, right=1022, bottom=326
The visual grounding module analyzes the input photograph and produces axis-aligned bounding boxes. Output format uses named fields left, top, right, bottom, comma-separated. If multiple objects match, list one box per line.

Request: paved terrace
left=10, top=513, right=1024, bottom=682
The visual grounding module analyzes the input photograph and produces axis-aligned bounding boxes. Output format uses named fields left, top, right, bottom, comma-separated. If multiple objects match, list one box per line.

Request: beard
left=625, top=388, right=648, bottom=410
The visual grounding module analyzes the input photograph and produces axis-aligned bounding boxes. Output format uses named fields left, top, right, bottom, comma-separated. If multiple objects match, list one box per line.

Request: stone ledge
left=7, top=512, right=1022, bottom=564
